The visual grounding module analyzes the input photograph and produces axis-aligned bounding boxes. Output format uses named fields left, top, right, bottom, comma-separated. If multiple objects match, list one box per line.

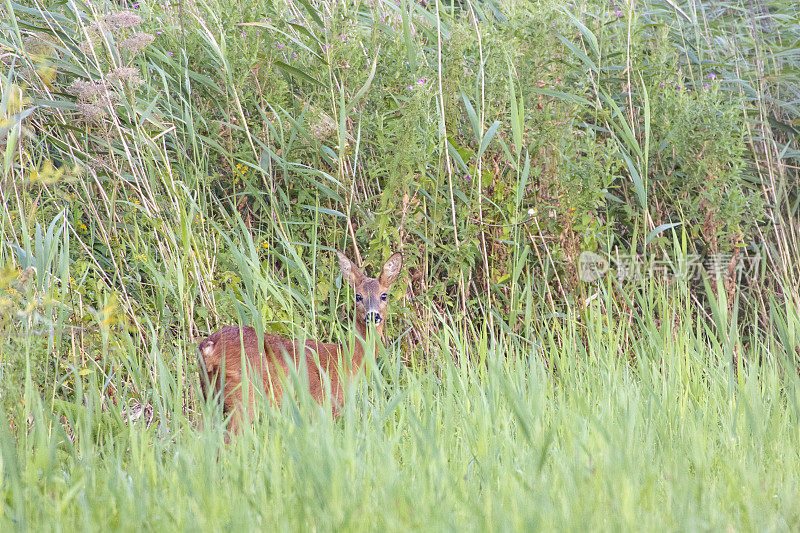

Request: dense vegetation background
left=1, top=0, right=799, bottom=528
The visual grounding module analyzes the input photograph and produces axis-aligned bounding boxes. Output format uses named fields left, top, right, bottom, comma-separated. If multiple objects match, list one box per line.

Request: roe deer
left=197, top=251, right=403, bottom=432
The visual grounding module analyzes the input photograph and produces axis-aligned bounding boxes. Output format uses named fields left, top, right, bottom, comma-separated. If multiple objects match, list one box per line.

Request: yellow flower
left=80, top=223, right=87, bottom=230
left=261, top=241, right=269, bottom=249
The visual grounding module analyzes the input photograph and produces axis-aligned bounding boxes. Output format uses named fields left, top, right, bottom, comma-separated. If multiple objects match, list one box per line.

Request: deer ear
left=379, top=252, right=403, bottom=287
left=337, top=251, right=363, bottom=286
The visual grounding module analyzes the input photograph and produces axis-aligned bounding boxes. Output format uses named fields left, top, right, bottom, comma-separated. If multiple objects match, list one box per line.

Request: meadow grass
left=1, top=0, right=799, bottom=529
left=2, top=284, right=800, bottom=530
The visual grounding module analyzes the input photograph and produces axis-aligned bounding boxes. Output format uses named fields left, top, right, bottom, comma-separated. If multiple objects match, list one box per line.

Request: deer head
left=337, top=251, right=403, bottom=336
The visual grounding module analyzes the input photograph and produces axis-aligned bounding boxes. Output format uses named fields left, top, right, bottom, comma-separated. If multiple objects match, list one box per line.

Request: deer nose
left=365, top=311, right=382, bottom=324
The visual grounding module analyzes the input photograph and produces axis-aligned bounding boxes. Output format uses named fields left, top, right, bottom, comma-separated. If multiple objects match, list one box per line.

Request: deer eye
left=355, top=293, right=363, bottom=302
left=380, top=293, right=388, bottom=301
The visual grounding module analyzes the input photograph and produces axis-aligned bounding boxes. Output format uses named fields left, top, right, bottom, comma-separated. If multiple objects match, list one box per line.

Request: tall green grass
left=2, top=284, right=800, bottom=529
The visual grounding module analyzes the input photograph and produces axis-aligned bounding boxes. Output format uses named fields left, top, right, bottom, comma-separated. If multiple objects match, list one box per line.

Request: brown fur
left=197, top=251, right=402, bottom=433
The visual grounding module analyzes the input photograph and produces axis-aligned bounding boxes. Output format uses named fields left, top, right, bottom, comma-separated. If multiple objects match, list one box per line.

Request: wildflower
left=256, top=30, right=261, bottom=36
left=167, top=51, right=173, bottom=57
left=120, top=32, right=155, bottom=55
left=107, top=67, right=143, bottom=87
left=80, top=223, right=87, bottom=230
left=660, top=82, right=665, bottom=87
left=79, top=22, right=107, bottom=53
left=708, top=73, right=716, bottom=80
left=704, top=83, right=709, bottom=89
left=417, top=78, right=425, bottom=84
left=68, top=79, right=119, bottom=121
left=261, top=241, right=269, bottom=249
left=465, top=174, right=471, bottom=180
left=616, top=9, right=622, bottom=17
left=108, top=11, right=142, bottom=29
left=277, top=43, right=283, bottom=50
left=76, top=101, right=105, bottom=121
left=68, top=79, right=105, bottom=101
left=407, top=84, right=412, bottom=89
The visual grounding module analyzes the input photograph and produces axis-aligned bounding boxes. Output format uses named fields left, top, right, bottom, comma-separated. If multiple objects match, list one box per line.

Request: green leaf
left=478, top=121, right=501, bottom=159
left=530, top=88, right=592, bottom=107
left=346, top=49, right=381, bottom=113
left=274, top=60, right=324, bottom=88
left=646, top=222, right=682, bottom=246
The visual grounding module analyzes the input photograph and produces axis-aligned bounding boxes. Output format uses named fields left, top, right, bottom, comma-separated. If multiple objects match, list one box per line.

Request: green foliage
left=649, top=83, right=761, bottom=251
left=1, top=288, right=800, bottom=529
left=0, top=0, right=799, bottom=526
